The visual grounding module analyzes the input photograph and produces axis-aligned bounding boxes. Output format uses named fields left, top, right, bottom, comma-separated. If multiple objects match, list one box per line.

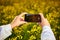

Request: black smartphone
left=25, top=14, right=41, bottom=22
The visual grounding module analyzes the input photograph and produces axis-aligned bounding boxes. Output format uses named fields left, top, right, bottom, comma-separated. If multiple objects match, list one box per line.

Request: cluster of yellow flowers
left=0, top=0, right=60, bottom=40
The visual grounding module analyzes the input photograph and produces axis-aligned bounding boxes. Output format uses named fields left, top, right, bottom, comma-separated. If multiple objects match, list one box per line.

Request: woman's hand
left=10, top=12, right=27, bottom=28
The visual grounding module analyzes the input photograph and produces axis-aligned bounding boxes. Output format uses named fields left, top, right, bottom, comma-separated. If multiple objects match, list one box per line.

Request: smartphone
left=25, top=14, right=41, bottom=22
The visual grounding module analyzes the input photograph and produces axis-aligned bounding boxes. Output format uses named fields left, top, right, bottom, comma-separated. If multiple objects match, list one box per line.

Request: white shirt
left=41, top=26, right=56, bottom=40
left=0, top=24, right=56, bottom=40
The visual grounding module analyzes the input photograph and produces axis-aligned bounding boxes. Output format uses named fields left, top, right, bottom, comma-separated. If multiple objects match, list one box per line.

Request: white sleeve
left=41, top=26, right=56, bottom=40
left=0, top=24, right=12, bottom=40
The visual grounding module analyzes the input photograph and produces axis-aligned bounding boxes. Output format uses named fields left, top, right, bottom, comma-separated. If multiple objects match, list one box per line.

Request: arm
left=0, top=24, right=12, bottom=40
left=0, top=12, right=27, bottom=40
left=41, top=26, right=56, bottom=40
left=38, top=13, right=56, bottom=40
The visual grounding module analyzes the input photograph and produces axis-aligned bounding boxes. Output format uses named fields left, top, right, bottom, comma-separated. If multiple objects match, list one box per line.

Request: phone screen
left=25, top=14, right=41, bottom=22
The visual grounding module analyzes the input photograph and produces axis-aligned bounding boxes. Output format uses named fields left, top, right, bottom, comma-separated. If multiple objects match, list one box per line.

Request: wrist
left=42, top=26, right=51, bottom=31
left=5, top=24, right=12, bottom=31
left=42, top=25, right=50, bottom=27
left=10, top=23, right=15, bottom=28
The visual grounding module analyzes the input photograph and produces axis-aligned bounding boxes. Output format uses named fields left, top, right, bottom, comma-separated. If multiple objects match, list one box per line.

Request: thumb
left=19, top=12, right=28, bottom=17
left=21, top=21, right=27, bottom=24
left=39, top=13, right=45, bottom=19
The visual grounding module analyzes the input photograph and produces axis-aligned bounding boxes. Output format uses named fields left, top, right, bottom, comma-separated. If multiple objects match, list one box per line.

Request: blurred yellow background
left=0, top=0, right=60, bottom=40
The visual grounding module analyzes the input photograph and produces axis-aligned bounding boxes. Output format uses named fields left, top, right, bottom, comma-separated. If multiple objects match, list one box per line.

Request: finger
left=45, top=18, right=47, bottom=20
left=15, top=16, right=18, bottom=19
left=39, top=13, right=45, bottom=19
left=22, top=21, right=27, bottom=24
left=19, top=12, right=28, bottom=17
left=38, top=22, right=41, bottom=25
left=13, top=16, right=18, bottom=22
left=45, top=18, right=49, bottom=22
left=21, top=17, right=24, bottom=20
left=20, top=17, right=24, bottom=21
left=37, top=22, right=42, bottom=27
